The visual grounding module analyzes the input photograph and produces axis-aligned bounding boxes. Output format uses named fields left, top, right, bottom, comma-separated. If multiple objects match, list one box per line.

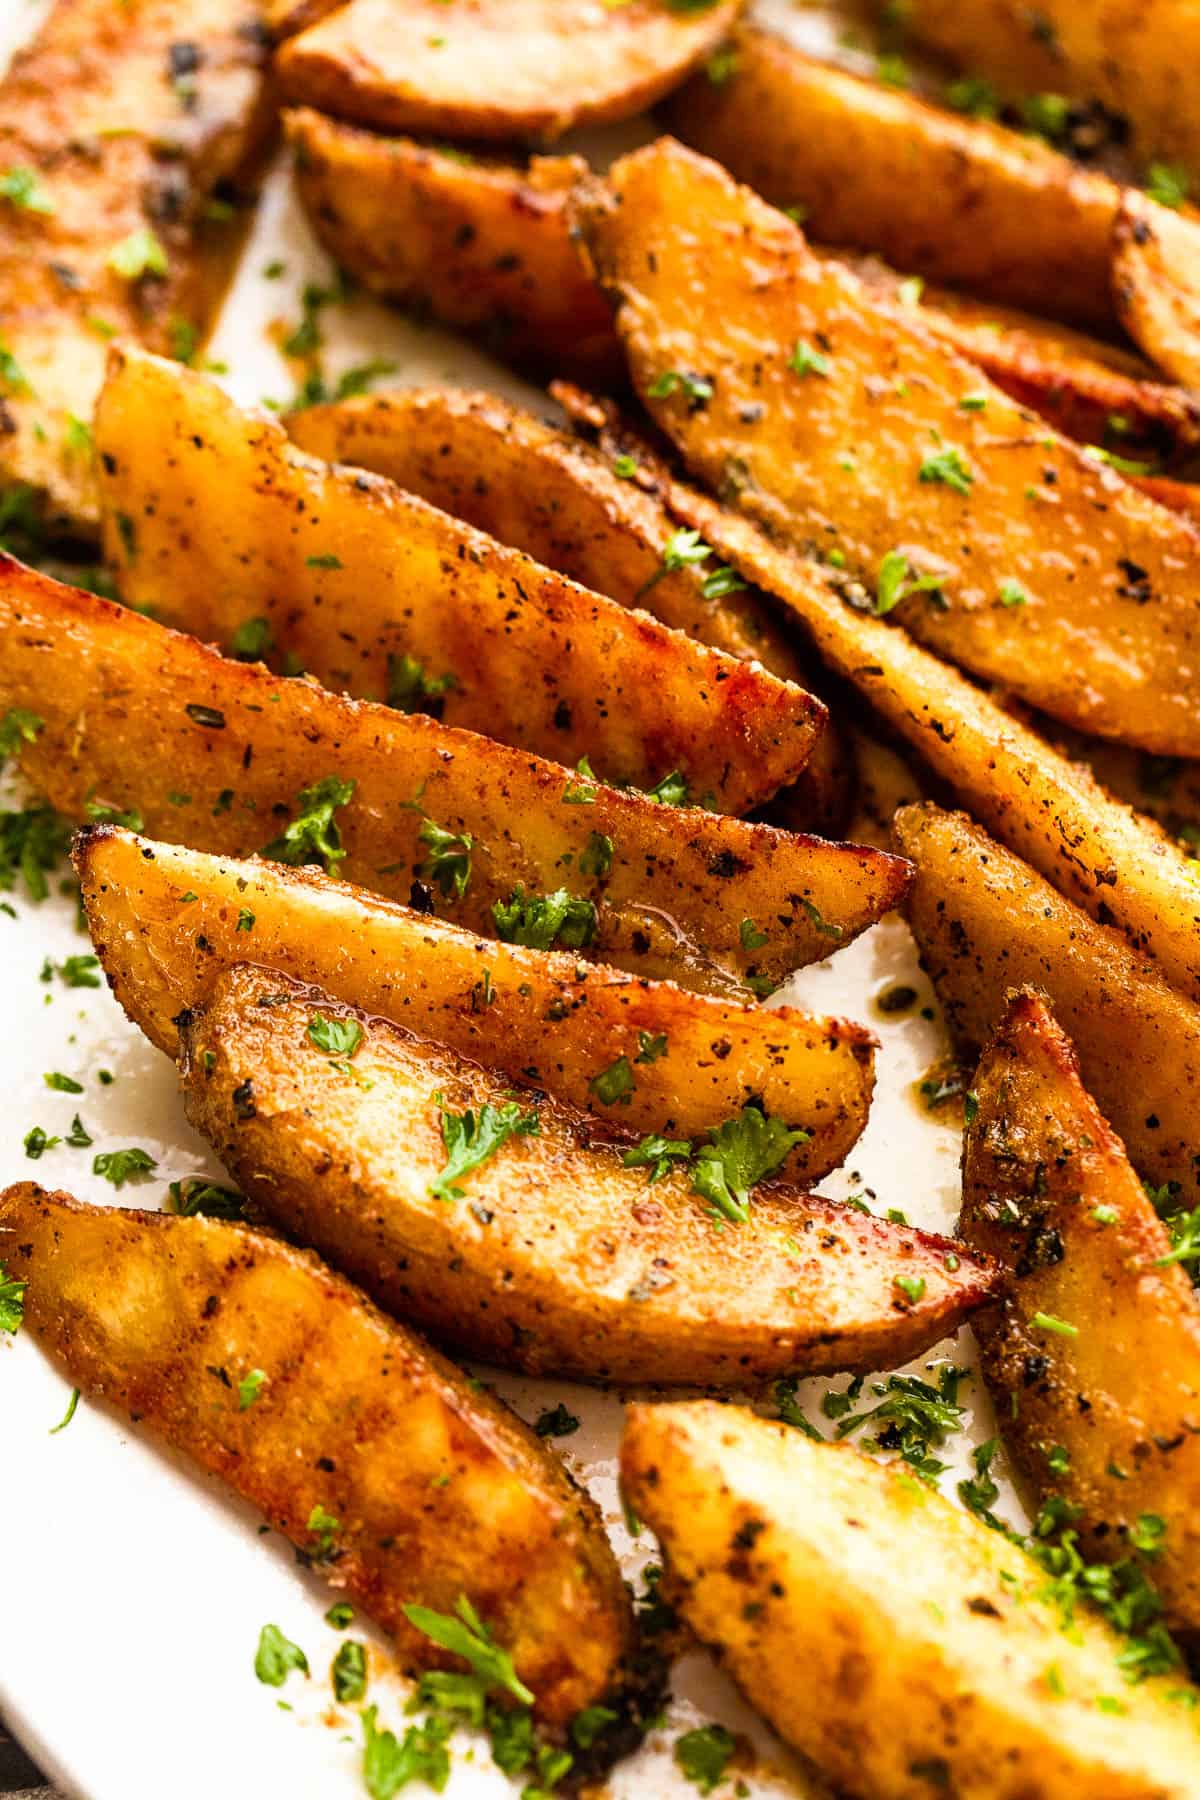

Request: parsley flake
left=429, top=1094, right=540, bottom=1201
left=491, top=886, right=596, bottom=951
left=261, top=774, right=354, bottom=874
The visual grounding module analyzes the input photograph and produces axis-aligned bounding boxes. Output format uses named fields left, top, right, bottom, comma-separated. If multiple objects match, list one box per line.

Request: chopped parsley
left=691, top=1105, right=808, bottom=1224
left=622, top=1133, right=693, bottom=1184
left=636, top=1030, right=667, bottom=1063
left=0, top=1261, right=26, bottom=1333
left=238, top=1369, right=266, bottom=1410
left=307, top=1012, right=364, bottom=1058
left=876, top=549, right=945, bottom=615
left=674, top=1724, right=735, bottom=1794
left=788, top=338, right=830, bottom=378
left=0, top=708, right=43, bottom=763
left=835, top=1365, right=967, bottom=1486
left=999, top=580, right=1028, bottom=608
left=229, top=617, right=273, bottom=661
left=306, top=1502, right=339, bottom=1559
left=0, top=165, right=54, bottom=213
left=386, top=653, right=458, bottom=715
left=647, top=369, right=713, bottom=406
left=305, top=553, right=343, bottom=570
left=739, top=917, right=768, bottom=950
left=0, top=804, right=71, bottom=900
left=579, top=830, right=613, bottom=877
left=92, top=1145, right=156, bottom=1188
left=491, top=885, right=596, bottom=951
left=166, top=1178, right=245, bottom=1219
left=261, top=774, right=354, bottom=874
left=332, top=1639, right=367, bottom=1703
left=361, top=1705, right=451, bottom=1800
left=402, top=1595, right=533, bottom=1706
left=254, top=1623, right=309, bottom=1687
left=49, top=1387, right=80, bottom=1434
left=43, top=952, right=100, bottom=988
left=1146, top=161, right=1190, bottom=210
left=638, top=526, right=714, bottom=598
left=1030, top=1311, right=1079, bottom=1337
left=23, top=1126, right=59, bottom=1159
left=429, top=1094, right=540, bottom=1201
left=562, top=754, right=598, bottom=805
left=325, top=1602, right=354, bottom=1629
left=588, top=1055, right=636, bottom=1107
left=700, top=563, right=747, bottom=599
left=918, top=446, right=974, bottom=496
left=415, top=816, right=472, bottom=900
left=534, top=1404, right=580, bottom=1438
left=108, top=226, right=168, bottom=281
left=893, top=1272, right=927, bottom=1305
left=644, top=769, right=690, bottom=806
left=44, top=1071, right=83, bottom=1094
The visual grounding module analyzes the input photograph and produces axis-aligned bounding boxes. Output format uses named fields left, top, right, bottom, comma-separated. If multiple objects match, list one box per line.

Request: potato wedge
left=576, top=137, right=1200, bottom=756
left=1113, top=189, right=1200, bottom=389
left=285, top=109, right=619, bottom=385
left=94, top=350, right=822, bottom=818
left=275, top=0, right=744, bottom=143
left=284, top=384, right=854, bottom=834
left=895, top=802, right=1200, bottom=1194
left=77, top=829, right=879, bottom=1184
left=0, top=1182, right=632, bottom=1727
left=1133, top=474, right=1200, bottom=532
left=620, top=1401, right=1200, bottom=1799
left=0, top=0, right=273, bottom=534
left=178, top=965, right=995, bottom=1385
left=656, top=478, right=1200, bottom=1007
left=2, top=558, right=909, bottom=990
left=962, top=990, right=1200, bottom=1635
left=904, top=0, right=1200, bottom=188
left=663, top=26, right=1123, bottom=332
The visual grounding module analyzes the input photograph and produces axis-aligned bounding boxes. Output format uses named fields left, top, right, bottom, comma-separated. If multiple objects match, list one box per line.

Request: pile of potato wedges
left=3, top=0, right=1200, bottom=1794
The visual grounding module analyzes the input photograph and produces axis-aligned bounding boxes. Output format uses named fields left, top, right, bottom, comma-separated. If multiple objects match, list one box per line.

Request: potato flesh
left=1113, top=191, right=1200, bottom=390
left=76, top=829, right=878, bottom=1184
left=663, top=27, right=1120, bottom=332
left=275, top=0, right=745, bottom=142
left=179, top=965, right=996, bottom=1385
left=894, top=802, right=1200, bottom=1194
left=961, top=991, right=1200, bottom=1634
left=577, top=138, right=1200, bottom=757
left=285, top=108, right=620, bottom=385
left=1, top=555, right=910, bottom=989
left=0, top=1182, right=631, bottom=1725
left=94, top=349, right=822, bottom=818
left=656, top=486, right=1200, bottom=1007
left=620, top=1402, right=1200, bottom=1800
left=0, top=0, right=272, bottom=533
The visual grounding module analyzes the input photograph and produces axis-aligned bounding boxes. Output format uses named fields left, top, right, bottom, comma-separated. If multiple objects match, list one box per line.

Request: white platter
left=0, top=4, right=1022, bottom=1794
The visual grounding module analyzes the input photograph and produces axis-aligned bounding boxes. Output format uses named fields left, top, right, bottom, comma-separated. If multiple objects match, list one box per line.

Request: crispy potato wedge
left=905, top=0, right=1200, bottom=187
left=658, top=478, right=1200, bottom=1006
left=179, top=965, right=995, bottom=1385
left=576, top=138, right=1200, bottom=756
left=284, top=384, right=854, bottom=835
left=275, top=0, right=744, bottom=143
left=1133, top=474, right=1200, bottom=532
left=1114, top=189, right=1200, bottom=389
left=962, top=991, right=1200, bottom=1635
left=94, top=350, right=822, bottom=817
left=285, top=109, right=619, bottom=385
left=662, top=26, right=1122, bottom=332
left=0, top=1183, right=631, bottom=1727
left=0, top=0, right=273, bottom=534
left=2, top=559, right=910, bottom=991
left=620, top=1401, right=1200, bottom=1799
left=895, top=803, right=1200, bottom=1194
left=77, top=830, right=879, bottom=1183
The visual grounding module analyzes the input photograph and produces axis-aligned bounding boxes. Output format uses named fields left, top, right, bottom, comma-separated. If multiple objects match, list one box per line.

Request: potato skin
left=0, top=554, right=910, bottom=990
left=285, top=108, right=619, bottom=384
left=179, top=965, right=997, bottom=1385
left=657, top=484, right=1200, bottom=1008
left=620, top=1402, right=1200, bottom=1800
left=94, top=349, right=824, bottom=818
left=576, top=138, right=1200, bottom=757
left=77, top=829, right=879, bottom=1184
left=0, top=1182, right=632, bottom=1727
left=962, top=991, right=1200, bottom=1635
left=894, top=802, right=1200, bottom=1195
left=1114, top=190, right=1200, bottom=390
left=275, top=0, right=744, bottom=143
left=0, top=0, right=273, bottom=533
left=663, top=26, right=1119, bottom=331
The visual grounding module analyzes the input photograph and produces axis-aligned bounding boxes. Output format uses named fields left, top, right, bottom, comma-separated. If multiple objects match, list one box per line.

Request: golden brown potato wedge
left=904, top=0, right=1200, bottom=188
left=662, top=25, right=1123, bottom=332
left=895, top=802, right=1200, bottom=1195
left=2, top=558, right=910, bottom=991
left=657, top=477, right=1200, bottom=1007
left=0, top=0, right=273, bottom=534
left=285, top=109, right=619, bottom=385
left=275, top=0, right=744, bottom=143
left=0, top=1182, right=632, bottom=1728
left=284, top=384, right=854, bottom=835
left=77, top=829, right=879, bottom=1184
left=620, top=1402, right=1200, bottom=1799
left=94, top=349, right=822, bottom=817
left=576, top=138, right=1200, bottom=756
left=1132, top=474, right=1200, bottom=532
left=962, top=991, right=1200, bottom=1635
left=178, top=965, right=997, bottom=1385
left=1113, top=189, right=1200, bottom=389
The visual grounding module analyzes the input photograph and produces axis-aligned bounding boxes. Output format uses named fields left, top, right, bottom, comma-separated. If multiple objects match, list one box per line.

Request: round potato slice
left=276, top=0, right=746, bottom=142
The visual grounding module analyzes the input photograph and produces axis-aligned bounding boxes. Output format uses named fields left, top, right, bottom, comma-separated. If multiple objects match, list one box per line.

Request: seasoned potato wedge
left=285, top=109, right=619, bottom=384
left=658, top=479, right=1200, bottom=1006
left=962, top=991, right=1200, bottom=1635
left=620, top=1402, right=1200, bottom=1799
left=2, top=559, right=909, bottom=990
left=77, top=830, right=879, bottom=1183
left=0, top=0, right=273, bottom=533
left=94, top=349, right=823, bottom=817
left=275, top=0, right=744, bottom=142
left=284, top=384, right=853, bottom=834
left=1133, top=474, right=1200, bottom=532
left=179, top=965, right=995, bottom=1385
left=663, top=26, right=1123, bottom=332
left=904, top=0, right=1200, bottom=187
left=576, top=138, right=1200, bottom=756
left=0, top=1183, right=632, bottom=1727
left=1114, top=189, right=1200, bottom=390
left=895, top=803, right=1200, bottom=1194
